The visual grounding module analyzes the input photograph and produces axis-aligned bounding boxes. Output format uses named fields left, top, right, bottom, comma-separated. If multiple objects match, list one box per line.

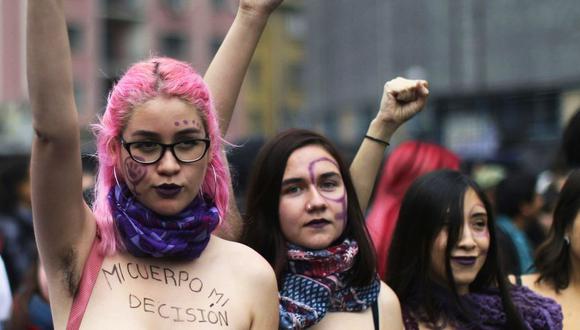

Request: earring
left=113, top=167, right=122, bottom=187
left=210, top=163, right=218, bottom=194
left=199, top=180, right=205, bottom=199
left=564, top=235, right=571, bottom=245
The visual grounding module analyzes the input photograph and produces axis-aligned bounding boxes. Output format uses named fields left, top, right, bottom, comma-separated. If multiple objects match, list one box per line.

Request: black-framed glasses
left=121, top=138, right=210, bottom=164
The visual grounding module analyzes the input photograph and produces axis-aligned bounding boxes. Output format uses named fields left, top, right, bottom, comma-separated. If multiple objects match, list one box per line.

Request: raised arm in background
left=27, top=0, right=96, bottom=324
left=204, top=0, right=283, bottom=136
left=350, top=78, right=429, bottom=211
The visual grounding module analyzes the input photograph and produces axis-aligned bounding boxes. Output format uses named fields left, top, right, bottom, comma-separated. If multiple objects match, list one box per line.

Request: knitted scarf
left=403, top=284, right=563, bottom=330
left=108, top=184, right=219, bottom=260
left=279, top=239, right=380, bottom=329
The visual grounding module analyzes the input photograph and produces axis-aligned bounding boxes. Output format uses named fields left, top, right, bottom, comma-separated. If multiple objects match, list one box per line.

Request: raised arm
left=205, top=0, right=283, bottom=241
left=27, top=0, right=95, bottom=302
left=204, top=0, right=283, bottom=136
left=350, top=78, right=429, bottom=211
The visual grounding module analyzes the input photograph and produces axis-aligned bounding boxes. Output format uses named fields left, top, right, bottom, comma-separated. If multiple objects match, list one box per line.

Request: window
left=161, top=34, right=187, bottom=59
left=67, top=25, right=83, bottom=53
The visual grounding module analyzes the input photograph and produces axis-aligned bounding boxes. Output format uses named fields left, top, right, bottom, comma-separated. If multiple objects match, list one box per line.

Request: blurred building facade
left=0, top=0, right=239, bottom=154
left=304, top=0, right=580, bottom=171
left=242, top=0, right=306, bottom=137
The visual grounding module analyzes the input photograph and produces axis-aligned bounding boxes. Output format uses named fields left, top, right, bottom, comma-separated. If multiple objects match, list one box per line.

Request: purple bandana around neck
left=108, top=184, right=219, bottom=260
left=279, top=239, right=381, bottom=329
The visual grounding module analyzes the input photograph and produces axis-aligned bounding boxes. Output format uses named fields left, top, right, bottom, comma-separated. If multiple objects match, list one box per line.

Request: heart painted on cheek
left=125, top=157, right=147, bottom=195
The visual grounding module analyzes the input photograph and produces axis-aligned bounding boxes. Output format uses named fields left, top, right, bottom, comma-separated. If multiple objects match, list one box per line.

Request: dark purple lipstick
left=451, top=256, right=477, bottom=266
left=305, top=219, right=330, bottom=228
left=155, top=184, right=182, bottom=198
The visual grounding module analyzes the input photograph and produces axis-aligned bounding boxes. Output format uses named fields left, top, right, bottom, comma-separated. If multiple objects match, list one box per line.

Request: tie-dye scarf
left=108, top=184, right=219, bottom=260
left=279, top=239, right=381, bottom=329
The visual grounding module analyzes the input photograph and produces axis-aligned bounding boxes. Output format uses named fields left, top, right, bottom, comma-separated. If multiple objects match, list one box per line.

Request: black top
left=371, top=299, right=379, bottom=330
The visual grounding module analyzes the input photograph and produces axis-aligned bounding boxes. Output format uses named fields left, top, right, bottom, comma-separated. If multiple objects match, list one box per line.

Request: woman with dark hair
left=521, top=169, right=580, bottom=329
left=387, top=170, right=562, bottom=329
left=366, top=141, right=460, bottom=278
left=241, top=77, right=429, bottom=329
left=561, top=110, right=580, bottom=168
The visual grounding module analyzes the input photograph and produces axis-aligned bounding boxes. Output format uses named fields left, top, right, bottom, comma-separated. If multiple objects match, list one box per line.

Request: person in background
left=0, top=155, right=36, bottom=291
left=495, top=172, right=544, bottom=275
left=0, top=255, right=12, bottom=330
left=471, top=162, right=506, bottom=211
left=81, top=155, right=98, bottom=207
left=521, top=169, right=580, bottom=329
left=7, top=258, right=53, bottom=330
left=387, top=170, right=562, bottom=329
left=366, top=141, right=460, bottom=278
left=561, top=109, right=580, bottom=169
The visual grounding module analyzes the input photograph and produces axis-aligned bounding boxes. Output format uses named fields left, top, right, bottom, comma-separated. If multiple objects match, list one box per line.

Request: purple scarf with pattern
left=279, top=239, right=381, bottom=329
left=108, top=184, right=219, bottom=260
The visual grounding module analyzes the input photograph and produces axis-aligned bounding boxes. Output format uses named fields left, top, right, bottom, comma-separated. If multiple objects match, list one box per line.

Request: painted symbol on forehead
left=308, top=157, right=347, bottom=222
left=175, top=119, right=202, bottom=130
left=191, top=119, right=202, bottom=130
left=125, top=157, right=147, bottom=195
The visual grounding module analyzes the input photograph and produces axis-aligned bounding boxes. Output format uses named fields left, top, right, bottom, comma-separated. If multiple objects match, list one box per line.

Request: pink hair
left=366, top=141, right=460, bottom=279
left=92, top=57, right=229, bottom=255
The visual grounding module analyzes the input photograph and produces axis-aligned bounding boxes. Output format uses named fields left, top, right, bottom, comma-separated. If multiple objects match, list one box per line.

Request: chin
left=300, top=238, right=335, bottom=250
left=453, top=276, right=477, bottom=288
left=150, top=201, right=189, bottom=216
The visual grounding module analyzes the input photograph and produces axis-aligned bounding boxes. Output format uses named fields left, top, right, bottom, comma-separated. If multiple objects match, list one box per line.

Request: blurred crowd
left=0, top=155, right=96, bottom=330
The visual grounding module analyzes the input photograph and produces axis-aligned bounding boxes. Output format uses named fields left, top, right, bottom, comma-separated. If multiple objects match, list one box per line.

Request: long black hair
left=241, top=128, right=376, bottom=287
left=386, top=169, right=525, bottom=329
left=535, top=169, right=580, bottom=292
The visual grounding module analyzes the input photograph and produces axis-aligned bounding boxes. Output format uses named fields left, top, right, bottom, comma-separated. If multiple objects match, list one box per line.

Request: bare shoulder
left=508, top=273, right=540, bottom=288
left=378, top=281, right=404, bottom=330
left=208, top=236, right=276, bottom=281
left=378, top=281, right=400, bottom=307
left=519, top=273, right=558, bottom=299
left=520, top=273, right=540, bottom=287
left=206, top=236, right=279, bottom=329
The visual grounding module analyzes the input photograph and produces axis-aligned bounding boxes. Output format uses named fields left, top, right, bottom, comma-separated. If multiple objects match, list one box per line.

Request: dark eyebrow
left=281, top=178, right=304, bottom=187
left=319, top=172, right=341, bottom=180
left=128, top=128, right=204, bottom=140
left=129, top=130, right=161, bottom=139
left=174, top=128, right=205, bottom=138
left=470, top=211, right=488, bottom=218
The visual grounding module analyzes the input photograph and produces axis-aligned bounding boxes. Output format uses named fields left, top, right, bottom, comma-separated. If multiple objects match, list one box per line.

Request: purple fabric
left=279, top=239, right=381, bottom=329
left=108, top=184, right=219, bottom=260
left=403, top=285, right=562, bottom=330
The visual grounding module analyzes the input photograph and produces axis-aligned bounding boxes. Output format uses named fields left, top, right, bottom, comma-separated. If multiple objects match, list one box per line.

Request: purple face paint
left=308, top=157, right=347, bottom=222
left=475, top=230, right=490, bottom=239
left=174, top=121, right=180, bottom=127
left=125, top=157, right=147, bottom=195
left=191, top=120, right=202, bottom=130
left=182, top=119, right=189, bottom=125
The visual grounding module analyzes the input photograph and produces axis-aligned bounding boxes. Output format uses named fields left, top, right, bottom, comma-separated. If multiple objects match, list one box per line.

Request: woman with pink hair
left=366, top=141, right=461, bottom=278
left=27, top=0, right=282, bottom=328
